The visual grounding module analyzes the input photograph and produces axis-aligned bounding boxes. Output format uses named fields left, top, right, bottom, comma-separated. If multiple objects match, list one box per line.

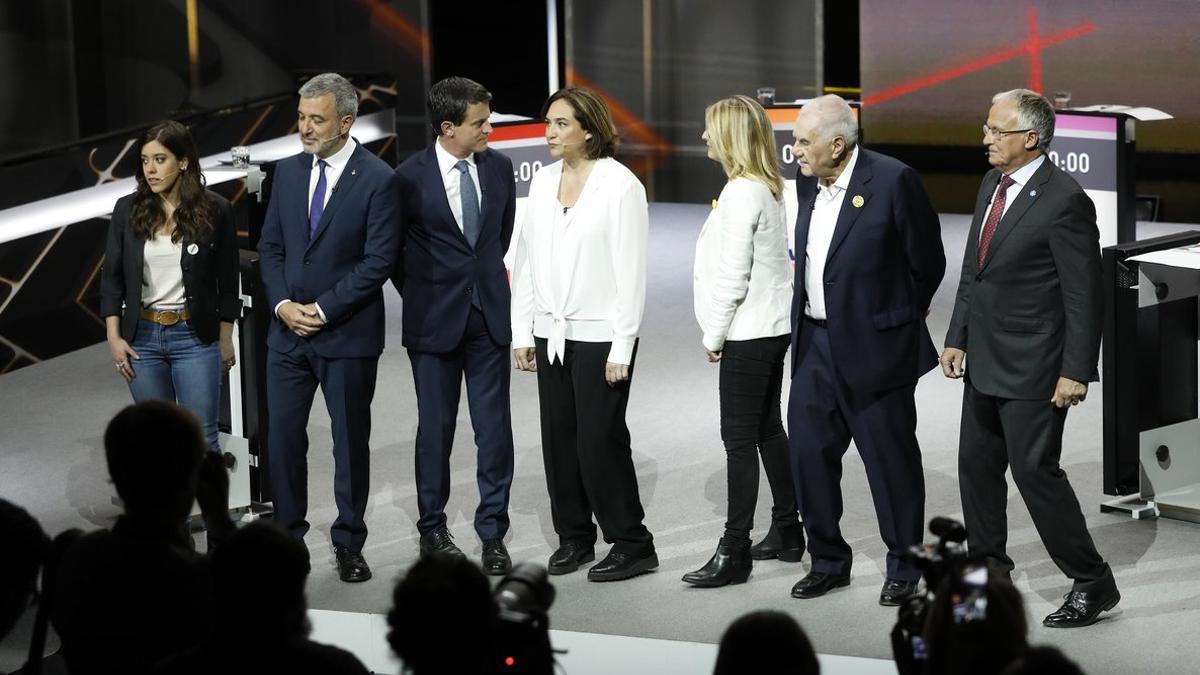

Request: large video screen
left=860, top=2, right=1200, bottom=153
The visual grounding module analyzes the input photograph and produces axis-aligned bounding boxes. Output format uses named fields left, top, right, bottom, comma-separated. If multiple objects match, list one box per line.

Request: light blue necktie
left=455, top=159, right=480, bottom=247
left=309, top=159, right=328, bottom=239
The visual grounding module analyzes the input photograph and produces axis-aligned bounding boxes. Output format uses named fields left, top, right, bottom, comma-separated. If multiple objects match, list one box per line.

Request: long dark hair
left=129, top=120, right=214, bottom=245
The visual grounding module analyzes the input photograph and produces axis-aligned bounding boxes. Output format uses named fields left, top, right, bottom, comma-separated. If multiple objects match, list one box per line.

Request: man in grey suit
left=941, top=88, right=1119, bottom=628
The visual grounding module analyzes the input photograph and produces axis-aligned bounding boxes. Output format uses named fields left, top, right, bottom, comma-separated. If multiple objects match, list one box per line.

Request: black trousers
left=534, top=338, right=654, bottom=557
left=787, top=320, right=926, bottom=581
left=958, top=380, right=1112, bottom=590
left=719, top=335, right=798, bottom=541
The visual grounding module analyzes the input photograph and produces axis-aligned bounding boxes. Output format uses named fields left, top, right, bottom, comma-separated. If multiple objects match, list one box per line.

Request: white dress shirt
left=981, top=154, right=1046, bottom=240
left=804, top=145, right=859, bottom=320
left=510, top=157, right=648, bottom=366
left=276, top=138, right=358, bottom=322
left=434, top=138, right=482, bottom=234
left=307, top=137, right=357, bottom=218
left=693, top=177, right=792, bottom=352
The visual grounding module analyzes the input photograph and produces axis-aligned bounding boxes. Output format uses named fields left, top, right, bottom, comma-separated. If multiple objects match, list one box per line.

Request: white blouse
left=693, top=177, right=792, bottom=352
left=141, top=232, right=185, bottom=309
left=511, top=157, right=649, bottom=366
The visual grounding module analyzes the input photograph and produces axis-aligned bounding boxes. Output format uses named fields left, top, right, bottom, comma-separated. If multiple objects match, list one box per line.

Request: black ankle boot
left=749, top=522, right=805, bottom=562
left=681, top=538, right=752, bottom=587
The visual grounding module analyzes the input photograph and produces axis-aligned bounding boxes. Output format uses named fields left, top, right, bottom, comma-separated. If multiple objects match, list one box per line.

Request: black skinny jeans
left=718, top=334, right=798, bottom=542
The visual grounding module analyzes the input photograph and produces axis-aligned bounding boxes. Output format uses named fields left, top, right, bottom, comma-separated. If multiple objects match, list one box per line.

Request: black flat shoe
left=879, top=578, right=920, bottom=606
left=481, top=538, right=512, bottom=576
left=333, top=545, right=372, bottom=583
left=790, top=571, right=850, bottom=599
left=682, top=539, right=752, bottom=588
left=587, top=551, right=659, bottom=582
left=1043, top=587, right=1121, bottom=628
left=419, top=526, right=466, bottom=560
left=547, top=542, right=595, bottom=575
left=750, top=522, right=806, bottom=562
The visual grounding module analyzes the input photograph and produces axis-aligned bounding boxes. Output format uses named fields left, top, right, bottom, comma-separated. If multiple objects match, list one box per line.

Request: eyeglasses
left=983, top=124, right=1032, bottom=139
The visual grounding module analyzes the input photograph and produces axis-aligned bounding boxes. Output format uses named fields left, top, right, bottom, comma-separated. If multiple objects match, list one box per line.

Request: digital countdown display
left=489, top=121, right=553, bottom=268
left=1047, top=112, right=1129, bottom=246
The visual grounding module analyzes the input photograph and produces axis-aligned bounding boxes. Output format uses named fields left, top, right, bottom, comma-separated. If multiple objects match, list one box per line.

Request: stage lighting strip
left=0, top=110, right=395, bottom=245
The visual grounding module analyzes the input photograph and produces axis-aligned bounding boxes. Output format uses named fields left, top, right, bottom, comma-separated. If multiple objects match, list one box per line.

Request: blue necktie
left=309, top=159, right=328, bottom=239
left=456, top=159, right=480, bottom=247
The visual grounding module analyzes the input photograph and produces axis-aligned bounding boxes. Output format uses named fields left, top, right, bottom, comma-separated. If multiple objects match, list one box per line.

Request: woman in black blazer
left=100, top=120, right=240, bottom=452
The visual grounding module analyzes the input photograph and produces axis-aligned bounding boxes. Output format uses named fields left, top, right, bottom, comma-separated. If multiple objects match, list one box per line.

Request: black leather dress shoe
left=587, top=551, right=659, bottom=582
left=481, top=538, right=512, bottom=576
left=419, top=526, right=466, bottom=560
left=1043, top=587, right=1121, bottom=628
left=547, top=542, right=595, bottom=575
left=879, top=578, right=920, bottom=606
left=333, top=546, right=372, bottom=583
left=750, top=522, right=806, bottom=562
left=790, top=571, right=851, bottom=599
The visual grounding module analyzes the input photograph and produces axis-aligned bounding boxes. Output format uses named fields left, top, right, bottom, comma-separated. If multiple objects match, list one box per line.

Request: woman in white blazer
left=682, top=95, right=803, bottom=588
left=511, top=87, right=657, bottom=582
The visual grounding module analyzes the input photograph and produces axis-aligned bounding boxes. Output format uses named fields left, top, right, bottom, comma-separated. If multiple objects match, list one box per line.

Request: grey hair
left=807, top=94, right=859, bottom=149
left=992, top=89, right=1054, bottom=153
left=298, top=72, right=359, bottom=121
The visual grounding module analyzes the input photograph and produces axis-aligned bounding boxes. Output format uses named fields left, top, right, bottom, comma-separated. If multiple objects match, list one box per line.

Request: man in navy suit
left=258, top=72, right=400, bottom=583
left=393, top=77, right=516, bottom=574
left=786, top=95, right=945, bottom=605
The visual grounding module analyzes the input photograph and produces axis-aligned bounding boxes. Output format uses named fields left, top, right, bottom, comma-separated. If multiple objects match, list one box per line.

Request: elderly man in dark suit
left=258, top=72, right=400, bottom=583
left=787, top=95, right=945, bottom=606
left=392, top=77, right=516, bottom=574
left=941, top=88, right=1119, bottom=628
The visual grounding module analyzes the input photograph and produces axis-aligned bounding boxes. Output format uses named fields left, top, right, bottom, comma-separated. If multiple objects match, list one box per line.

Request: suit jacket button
left=304, top=260, right=311, bottom=266
left=466, top=287, right=472, bottom=294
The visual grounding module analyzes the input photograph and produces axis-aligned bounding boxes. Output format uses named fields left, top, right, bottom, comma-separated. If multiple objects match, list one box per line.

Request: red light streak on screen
left=862, top=8, right=1096, bottom=107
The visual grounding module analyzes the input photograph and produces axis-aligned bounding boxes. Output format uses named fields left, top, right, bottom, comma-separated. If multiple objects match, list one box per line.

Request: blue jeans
left=127, top=318, right=222, bottom=452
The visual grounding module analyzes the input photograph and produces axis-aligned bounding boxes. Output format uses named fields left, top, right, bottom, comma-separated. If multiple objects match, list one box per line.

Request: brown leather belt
left=141, top=308, right=190, bottom=326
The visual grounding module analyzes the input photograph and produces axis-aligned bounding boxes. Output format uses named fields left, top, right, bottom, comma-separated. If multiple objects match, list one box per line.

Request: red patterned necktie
left=977, top=174, right=1014, bottom=267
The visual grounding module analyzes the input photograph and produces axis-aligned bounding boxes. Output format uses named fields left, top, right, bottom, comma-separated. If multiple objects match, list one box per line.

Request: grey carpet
left=2, top=204, right=1198, bottom=675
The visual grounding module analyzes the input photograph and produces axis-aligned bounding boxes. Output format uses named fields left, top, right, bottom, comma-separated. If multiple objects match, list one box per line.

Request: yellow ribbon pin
left=852, top=195, right=865, bottom=208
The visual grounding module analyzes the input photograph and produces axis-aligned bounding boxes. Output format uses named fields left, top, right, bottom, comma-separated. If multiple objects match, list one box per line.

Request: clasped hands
left=279, top=301, right=324, bottom=337
left=939, top=347, right=1087, bottom=408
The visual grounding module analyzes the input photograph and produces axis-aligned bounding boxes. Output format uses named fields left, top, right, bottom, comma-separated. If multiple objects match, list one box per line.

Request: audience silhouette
left=0, top=499, right=47, bottom=645
left=387, top=554, right=497, bottom=675
left=1001, top=644, right=1088, bottom=675
left=712, top=610, right=820, bottom=675
left=922, top=572, right=1029, bottom=675
left=154, top=520, right=368, bottom=674
left=49, top=401, right=218, bottom=674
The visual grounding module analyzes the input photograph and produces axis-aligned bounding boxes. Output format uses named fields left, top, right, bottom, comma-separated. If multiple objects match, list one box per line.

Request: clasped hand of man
left=939, top=347, right=1087, bottom=408
left=279, top=301, right=324, bottom=337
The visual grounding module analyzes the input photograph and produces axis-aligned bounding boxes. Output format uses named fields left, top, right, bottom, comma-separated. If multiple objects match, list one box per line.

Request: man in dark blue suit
left=392, top=77, right=516, bottom=574
left=786, top=95, right=945, bottom=605
left=258, top=72, right=400, bottom=583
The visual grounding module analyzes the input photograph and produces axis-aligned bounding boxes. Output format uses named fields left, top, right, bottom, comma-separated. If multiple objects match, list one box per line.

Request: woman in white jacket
left=682, top=95, right=803, bottom=588
left=511, top=87, right=657, bottom=582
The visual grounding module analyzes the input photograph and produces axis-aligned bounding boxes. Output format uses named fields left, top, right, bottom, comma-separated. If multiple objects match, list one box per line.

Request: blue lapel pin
left=1029, top=189, right=1037, bottom=197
